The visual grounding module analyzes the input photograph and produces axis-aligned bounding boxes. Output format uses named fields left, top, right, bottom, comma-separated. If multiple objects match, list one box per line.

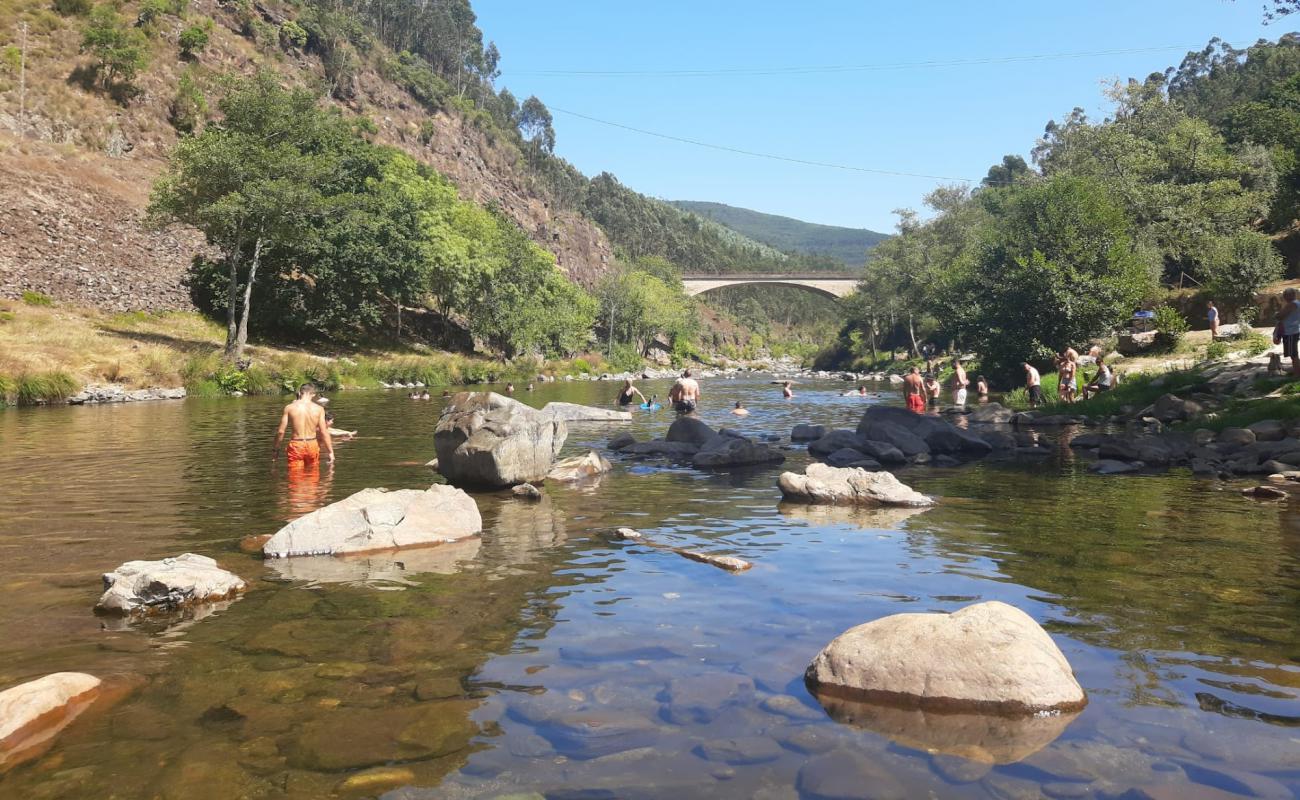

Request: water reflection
left=1, top=379, right=1299, bottom=798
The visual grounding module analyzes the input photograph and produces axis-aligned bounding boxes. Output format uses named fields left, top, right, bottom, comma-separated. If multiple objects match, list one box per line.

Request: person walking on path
left=1023, top=363, right=1044, bottom=407
left=903, top=367, right=926, bottom=413
left=273, top=383, right=334, bottom=467
left=951, top=358, right=969, bottom=406
left=1278, top=288, right=1300, bottom=377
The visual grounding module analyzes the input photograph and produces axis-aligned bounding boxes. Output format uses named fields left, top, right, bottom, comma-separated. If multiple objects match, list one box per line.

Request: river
left=1, top=376, right=1298, bottom=799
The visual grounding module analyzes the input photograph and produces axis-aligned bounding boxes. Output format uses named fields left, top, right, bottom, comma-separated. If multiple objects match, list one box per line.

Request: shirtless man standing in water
left=273, top=384, right=335, bottom=466
left=903, top=366, right=926, bottom=414
left=668, top=369, right=701, bottom=414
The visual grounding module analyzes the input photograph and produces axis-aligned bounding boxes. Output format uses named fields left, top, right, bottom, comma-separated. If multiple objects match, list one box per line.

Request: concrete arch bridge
left=680, top=273, right=859, bottom=300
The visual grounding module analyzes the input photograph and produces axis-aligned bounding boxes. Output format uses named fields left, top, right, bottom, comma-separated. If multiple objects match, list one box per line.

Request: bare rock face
left=0, top=672, right=102, bottom=772
left=805, top=601, right=1087, bottom=715
left=96, top=554, right=245, bottom=615
left=434, top=392, right=567, bottom=487
left=547, top=450, right=613, bottom=483
left=778, top=463, right=932, bottom=507
left=263, top=486, right=482, bottom=558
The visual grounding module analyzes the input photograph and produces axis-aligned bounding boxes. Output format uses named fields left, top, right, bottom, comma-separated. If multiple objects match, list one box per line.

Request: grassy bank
left=0, top=298, right=615, bottom=407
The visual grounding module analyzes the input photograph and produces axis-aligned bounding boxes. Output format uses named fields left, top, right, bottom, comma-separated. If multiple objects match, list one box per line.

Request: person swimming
left=617, top=378, right=647, bottom=407
left=731, top=401, right=749, bottom=416
left=782, top=381, right=794, bottom=399
left=324, top=412, right=356, bottom=440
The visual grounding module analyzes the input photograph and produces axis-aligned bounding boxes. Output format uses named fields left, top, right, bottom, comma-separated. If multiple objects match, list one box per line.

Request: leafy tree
left=943, top=176, right=1157, bottom=378
left=982, top=154, right=1035, bottom=187
left=168, top=69, right=206, bottom=133
left=597, top=264, right=696, bottom=355
left=81, top=4, right=149, bottom=90
left=278, top=20, right=307, bottom=51
left=1201, top=230, right=1284, bottom=308
left=518, top=95, right=554, bottom=166
left=178, top=19, right=211, bottom=59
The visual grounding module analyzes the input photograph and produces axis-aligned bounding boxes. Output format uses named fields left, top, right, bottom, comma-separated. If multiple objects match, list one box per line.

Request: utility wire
left=505, top=43, right=1252, bottom=78
left=549, top=106, right=982, bottom=182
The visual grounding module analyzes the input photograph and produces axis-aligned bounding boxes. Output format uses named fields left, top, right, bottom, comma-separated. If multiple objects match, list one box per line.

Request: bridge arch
left=680, top=273, right=858, bottom=300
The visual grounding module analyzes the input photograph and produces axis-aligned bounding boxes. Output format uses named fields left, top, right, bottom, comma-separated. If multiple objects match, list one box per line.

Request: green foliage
left=597, top=262, right=696, bottom=357
left=570, top=358, right=593, bottom=374
left=1204, top=396, right=1300, bottom=430
left=379, top=51, right=450, bottom=113
left=178, top=19, right=211, bottom=59
left=945, top=176, right=1156, bottom=379
left=135, top=0, right=170, bottom=31
left=669, top=200, right=887, bottom=267
left=1153, top=305, right=1190, bottom=351
left=52, top=0, right=92, bottom=16
left=278, top=19, right=307, bottom=51
left=1243, top=329, right=1273, bottom=355
left=21, top=290, right=53, bottom=306
left=418, top=119, right=436, bottom=145
left=168, top=69, right=206, bottom=133
left=1205, top=340, right=1230, bottom=360
left=81, top=4, right=149, bottom=90
left=1201, top=230, right=1284, bottom=309
left=212, top=364, right=248, bottom=394
left=0, top=371, right=79, bottom=405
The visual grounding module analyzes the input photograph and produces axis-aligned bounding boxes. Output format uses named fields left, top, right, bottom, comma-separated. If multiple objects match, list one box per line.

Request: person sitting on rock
left=732, top=401, right=750, bottom=416
left=1082, top=356, right=1113, bottom=399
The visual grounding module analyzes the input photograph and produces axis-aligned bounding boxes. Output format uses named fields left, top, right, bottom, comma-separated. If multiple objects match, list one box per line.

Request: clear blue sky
left=474, top=1, right=1280, bottom=232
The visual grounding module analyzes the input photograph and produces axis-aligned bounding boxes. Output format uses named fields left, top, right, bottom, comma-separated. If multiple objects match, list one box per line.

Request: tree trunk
left=222, top=233, right=245, bottom=359
left=867, top=323, right=878, bottom=363
left=907, top=314, right=920, bottom=358
left=233, top=235, right=264, bottom=362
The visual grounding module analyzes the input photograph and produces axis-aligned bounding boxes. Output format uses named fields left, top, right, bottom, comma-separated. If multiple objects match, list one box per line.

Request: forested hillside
left=830, top=34, right=1300, bottom=379
left=670, top=201, right=888, bottom=267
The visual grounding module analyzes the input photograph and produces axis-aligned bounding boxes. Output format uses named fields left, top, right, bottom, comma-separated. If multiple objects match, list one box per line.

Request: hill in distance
left=670, top=201, right=889, bottom=268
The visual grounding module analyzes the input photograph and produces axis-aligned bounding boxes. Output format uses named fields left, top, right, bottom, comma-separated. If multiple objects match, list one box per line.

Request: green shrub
left=168, top=69, right=206, bottom=132
left=187, top=378, right=222, bottom=398
left=0, top=311, right=15, bottom=323
left=1243, top=331, right=1272, bottom=356
left=571, top=358, right=593, bottom=374
left=81, top=4, right=149, bottom=89
left=212, top=365, right=248, bottom=394
left=1153, top=305, right=1189, bottom=352
left=418, top=119, right=436, bottom=145
left=178, top=19, right=211, bottom=58
left=135, top=0, right=169, bottom=29
left=278, top=19, right=306, bottom=50
left=15, top=371, right=78, bottom=404
left=21, top=290, right=53, bottom=306
left=53, top=0, right=92, bottom=16
left=1205, top=341, right=1229, bottom=361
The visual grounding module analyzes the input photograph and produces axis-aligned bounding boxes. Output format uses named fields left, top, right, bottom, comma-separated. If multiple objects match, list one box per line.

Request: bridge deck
left=680, top=273, right=858, bottom=281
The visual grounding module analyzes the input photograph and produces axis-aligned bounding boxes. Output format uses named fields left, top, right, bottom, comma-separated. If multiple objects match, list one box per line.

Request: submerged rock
left=621, top=440, right=700, bottom=458
left=778, top=463, right=932, bottom=508
left=511, top=483, right=543, bottom=500
left=693, top=430, right=785, bottom=468
left=262, top=486, right=481, bottom=558
left=547, top=450, right=613, bottom=483
left=1089, top=459, right=1141, bottom=475
left=607, top=432, right=637, bottom=451
left=674, top=549, right=752, bottom=572
left=1242, top=485, right=1288, bottom=500
left=0, top=672, right=102, bottom=771
left=434, top=392, right=566, bottom=487
left=805, top=601, right=1086, bottom=714
left=792, top=424, right=827, bottom=442
left=96, top=554, right=245, bottom=615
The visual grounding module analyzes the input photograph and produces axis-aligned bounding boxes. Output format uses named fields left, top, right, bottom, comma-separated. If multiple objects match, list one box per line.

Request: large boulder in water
left=0, top=672, right=102, bottom=771
left=263, top=486, right=481, bottom=558
left=807, top=429, right=865, bottom=457
left=539, top=402, right=632, bottom=423
left=547, top=450, right=613, bottom=482
left=666, top=416, right=715, bottom=445
left=694, top=430, right=786, bottom=468
left=805, top=601, right=1087, bottom=714
left=778, top=463, right=932, bottom=507
left=434, top=392, right=566, bottom=487
left=855, top=408, right=930, bottom=458
left=95, top=553, right=246, bottom=615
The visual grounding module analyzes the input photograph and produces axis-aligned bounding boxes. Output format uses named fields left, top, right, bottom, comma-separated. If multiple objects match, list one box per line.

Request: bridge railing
left=679, top=273, right=860, bottom=281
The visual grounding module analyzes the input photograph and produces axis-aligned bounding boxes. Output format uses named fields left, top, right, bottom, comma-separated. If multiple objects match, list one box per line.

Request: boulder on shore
left=538, top=402, right=632, bottom=424
left=433, top=392, right=566, bottom=487
left=791, top=424, right=827, bottom=442
left=694, top=430, right=785, bottom=468
left=778, top=463, right=932, bottom=507
left=96, top=554, right=245, bottom=615
left=547, top=450, right=613, bottom=482
left=0, top=673, right=102, bottom=771
left=262, top=486, right=482, bottom=558
left=805, top=601, right=1086, bottom=714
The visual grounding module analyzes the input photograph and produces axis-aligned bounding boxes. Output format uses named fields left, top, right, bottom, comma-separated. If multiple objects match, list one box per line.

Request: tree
left=597, top=265, right=696, bottom=355
left=943, top=176, right=1157, bottom=378
left=81, top=4, right=148, bottom=90
left=518, top=95, right=554, bottom=166
left=1202, top=230, right=1284, bottom=309
left=149, top=73, right=357, bottom=360
left=982, top=154, right=1035, bottom=187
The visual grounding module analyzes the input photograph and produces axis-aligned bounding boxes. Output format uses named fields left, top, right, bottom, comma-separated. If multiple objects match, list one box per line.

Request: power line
left=505, top=43, right=1249, bottom=78
left=549, top=106, right=983, bottom=183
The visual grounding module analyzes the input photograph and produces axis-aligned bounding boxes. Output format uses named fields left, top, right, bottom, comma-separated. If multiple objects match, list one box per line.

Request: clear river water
left=1, top=376, right=1298, bottom=799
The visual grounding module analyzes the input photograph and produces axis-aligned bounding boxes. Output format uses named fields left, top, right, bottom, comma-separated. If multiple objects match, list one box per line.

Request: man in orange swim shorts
left=273, top=383, right=334, bottom=467
left=903, top=366, right=926, bottom=414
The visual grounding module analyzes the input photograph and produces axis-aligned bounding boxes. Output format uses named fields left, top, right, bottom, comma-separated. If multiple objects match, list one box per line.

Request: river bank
left=0, top=299, right=826, bottom=407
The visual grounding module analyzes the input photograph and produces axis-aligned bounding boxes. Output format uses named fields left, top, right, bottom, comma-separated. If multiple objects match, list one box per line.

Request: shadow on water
left=2, top=378, right=1299, bottom=797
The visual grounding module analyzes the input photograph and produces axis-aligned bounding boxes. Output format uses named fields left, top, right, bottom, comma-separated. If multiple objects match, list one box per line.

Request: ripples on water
left=1, top=378, right=1299, bottom=798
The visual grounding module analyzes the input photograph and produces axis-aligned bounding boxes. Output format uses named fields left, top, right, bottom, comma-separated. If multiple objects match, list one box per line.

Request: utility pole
left=17, top=21, right=27, bottom=138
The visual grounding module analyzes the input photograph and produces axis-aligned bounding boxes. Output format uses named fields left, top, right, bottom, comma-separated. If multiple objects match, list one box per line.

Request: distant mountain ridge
left=669, top=201, right=889, bottom=267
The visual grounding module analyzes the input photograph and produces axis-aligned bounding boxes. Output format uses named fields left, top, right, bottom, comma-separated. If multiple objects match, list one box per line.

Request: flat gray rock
left=779, top=463, right=932, bottom=507
left=96, top=553, right=245, bottom=615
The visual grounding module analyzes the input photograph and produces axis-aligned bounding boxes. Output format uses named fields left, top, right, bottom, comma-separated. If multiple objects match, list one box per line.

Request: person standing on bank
left=1207, top=300, right=1220, bottom=339
left=1023, top=362, right=1043, bottom=407
left=1278, top=288, right=1300, bottom=377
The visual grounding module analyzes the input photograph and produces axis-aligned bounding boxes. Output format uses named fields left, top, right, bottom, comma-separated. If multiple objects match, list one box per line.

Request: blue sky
left=474, top=1, right=1279, bottom=232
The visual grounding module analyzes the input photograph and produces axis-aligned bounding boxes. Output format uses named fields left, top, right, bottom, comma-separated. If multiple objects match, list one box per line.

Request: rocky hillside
left=0, top=0, right=614, bottom=310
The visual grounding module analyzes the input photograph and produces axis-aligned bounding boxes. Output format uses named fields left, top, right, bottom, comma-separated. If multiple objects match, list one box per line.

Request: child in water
left=325, top=412, right=356, bottom=440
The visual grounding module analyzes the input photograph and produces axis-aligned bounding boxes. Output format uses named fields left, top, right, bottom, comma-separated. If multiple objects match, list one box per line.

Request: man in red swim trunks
left=273, top=383, right=334, bottom=467
left=903, top=366, right=926, bottom=414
